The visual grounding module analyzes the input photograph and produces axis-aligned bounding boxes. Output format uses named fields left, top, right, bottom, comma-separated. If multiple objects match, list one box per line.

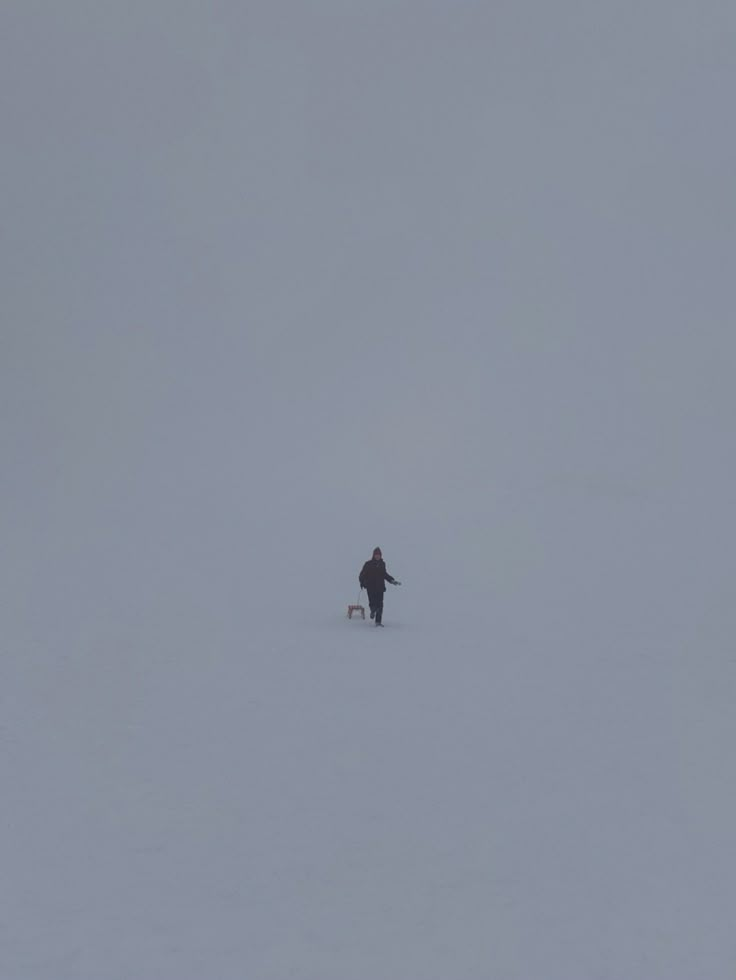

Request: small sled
left=347, top=603, right=366, bottom=620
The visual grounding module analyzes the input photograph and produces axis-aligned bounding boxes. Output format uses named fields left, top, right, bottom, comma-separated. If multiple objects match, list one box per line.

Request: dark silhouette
left=359, top=547, right=401, bottom=626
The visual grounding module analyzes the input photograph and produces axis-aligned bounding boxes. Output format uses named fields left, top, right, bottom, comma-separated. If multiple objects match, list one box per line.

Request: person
left=359, top=547, right=401, bottom=626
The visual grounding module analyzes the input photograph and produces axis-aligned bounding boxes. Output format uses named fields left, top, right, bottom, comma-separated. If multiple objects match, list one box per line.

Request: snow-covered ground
left=4, top=500, right=735, bottom=979
left=3, top=3, right=736, bottom=977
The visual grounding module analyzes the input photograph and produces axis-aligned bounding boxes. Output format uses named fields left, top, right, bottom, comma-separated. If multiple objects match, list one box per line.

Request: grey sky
left=3, top=0, right=735, bottom=618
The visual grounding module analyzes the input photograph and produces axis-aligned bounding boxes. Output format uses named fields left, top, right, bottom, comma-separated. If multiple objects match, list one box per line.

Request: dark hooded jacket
left=359, top=557, right=396, bottom=593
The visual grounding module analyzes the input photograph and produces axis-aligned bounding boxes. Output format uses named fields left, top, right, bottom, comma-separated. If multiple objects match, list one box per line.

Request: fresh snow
left=3, top=521, right=735, bottom=978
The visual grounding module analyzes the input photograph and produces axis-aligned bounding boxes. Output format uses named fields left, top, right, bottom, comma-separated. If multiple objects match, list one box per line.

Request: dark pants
left=366, top=589, right=384, bottom=624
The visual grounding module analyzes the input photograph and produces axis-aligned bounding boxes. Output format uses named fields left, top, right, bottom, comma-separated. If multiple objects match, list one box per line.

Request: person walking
left=359, top=547, right=401, bottom=626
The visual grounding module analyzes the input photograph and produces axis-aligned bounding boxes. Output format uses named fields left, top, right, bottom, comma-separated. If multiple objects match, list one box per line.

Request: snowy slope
left=3, top=511, right=735, bottom=979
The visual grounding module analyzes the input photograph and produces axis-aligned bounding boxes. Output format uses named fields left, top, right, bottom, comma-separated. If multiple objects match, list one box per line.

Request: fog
left=3, top=3, right=735, bottom=977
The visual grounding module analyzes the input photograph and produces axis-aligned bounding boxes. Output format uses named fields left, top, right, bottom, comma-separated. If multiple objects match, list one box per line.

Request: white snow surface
left=3, top=3, right=736, bottom=977
left=4, top=532, right=736, bottom=979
